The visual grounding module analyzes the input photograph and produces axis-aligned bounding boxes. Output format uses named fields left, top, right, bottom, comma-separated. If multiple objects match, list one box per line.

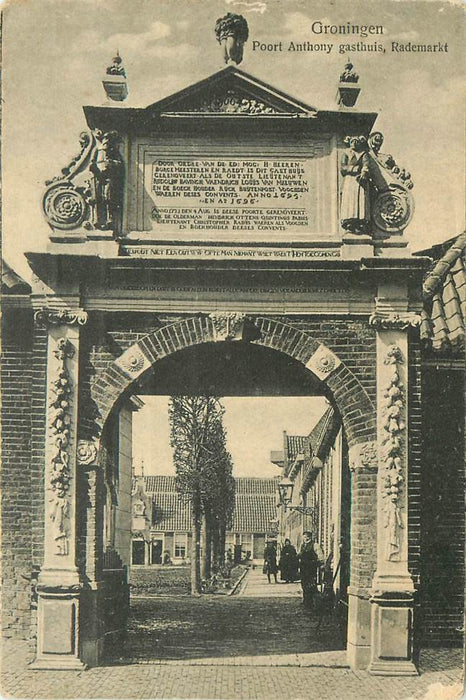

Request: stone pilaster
left=369, top=325, right=417, bottom=675
left=31, top=309, right=87, bottom=670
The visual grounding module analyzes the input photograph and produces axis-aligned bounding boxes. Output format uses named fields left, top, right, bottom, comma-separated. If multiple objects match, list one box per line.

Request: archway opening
left=99, top=340, right=351, bottom=664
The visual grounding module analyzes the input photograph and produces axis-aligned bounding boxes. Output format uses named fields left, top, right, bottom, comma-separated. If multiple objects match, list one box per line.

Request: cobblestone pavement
left=1, top=589, right=463, bottom=700
left=1, top=639, right=463, bottom=700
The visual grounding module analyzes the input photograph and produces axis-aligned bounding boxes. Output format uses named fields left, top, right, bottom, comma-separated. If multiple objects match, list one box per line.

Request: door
left=132, top=540, right=145, bottom=565
left=151, top=539, right=163, bottom=564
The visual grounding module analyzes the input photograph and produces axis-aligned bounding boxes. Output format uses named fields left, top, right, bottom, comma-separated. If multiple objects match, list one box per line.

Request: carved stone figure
left=340, top=136, right=371, bottom=233
left=215, top=13, right=249, bottom=65
left=43, top=128, right=125, bottom=235
left=89, top=130, right=124, bottom=231
left=368, top=132, right=413, bottom=190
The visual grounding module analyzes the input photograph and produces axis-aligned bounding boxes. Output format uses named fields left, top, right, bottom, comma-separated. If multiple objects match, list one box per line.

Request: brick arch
left=90, top=315, right=376, bottom=447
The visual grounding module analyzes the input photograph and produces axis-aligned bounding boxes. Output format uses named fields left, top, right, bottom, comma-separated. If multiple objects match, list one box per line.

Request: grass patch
left=130, top=565, right=191, bottom=595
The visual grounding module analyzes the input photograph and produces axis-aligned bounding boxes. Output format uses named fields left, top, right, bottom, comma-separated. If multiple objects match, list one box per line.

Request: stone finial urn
left=336, top=60, right=361, bottom=108
left=215, top=13, right=249, bottom=65
left=102, top=51, right=128, bottom=102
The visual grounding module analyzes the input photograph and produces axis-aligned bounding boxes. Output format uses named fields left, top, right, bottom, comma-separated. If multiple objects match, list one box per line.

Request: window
left=174, top=534, right=187, bottom=559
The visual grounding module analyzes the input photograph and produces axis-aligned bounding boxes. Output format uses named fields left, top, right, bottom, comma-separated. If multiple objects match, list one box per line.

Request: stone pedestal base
left=341, top=233, right=374, bottom=259
left=346, top=587, right=372, bottom=669
left=368, top=591, right=418, bottom=676
left=31, top=585, right=86, bottom=671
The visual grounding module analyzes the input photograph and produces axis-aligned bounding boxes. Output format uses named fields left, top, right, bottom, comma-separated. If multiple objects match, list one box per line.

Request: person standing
left=263, top=540, right=278, bottom=583
left=279, top=538, right=298, bottom=583
left=299, top=531, right=324, bottom=609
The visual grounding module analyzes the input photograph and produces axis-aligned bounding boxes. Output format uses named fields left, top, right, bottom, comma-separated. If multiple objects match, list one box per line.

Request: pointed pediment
left=145, top=66, right=317, bottom=116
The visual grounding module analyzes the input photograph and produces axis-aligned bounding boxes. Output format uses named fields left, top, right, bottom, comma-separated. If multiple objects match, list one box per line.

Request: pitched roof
left=152, top=491, right=192, bottom=532
left=235, top=478, right=277, bottom=495
left=308, top=406, right=339, bottom=459
left=144, top=475, right=178, bottom=493
left=142, top=476, right=277, bottom=533
left=418, top=232, right=466, bottom=353
left=286, top=435, right=307, bottom=462
left=231, top=493, right=277, bottom=533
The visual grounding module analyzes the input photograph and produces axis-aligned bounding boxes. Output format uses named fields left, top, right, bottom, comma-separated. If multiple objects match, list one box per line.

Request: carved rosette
left=372, top=187, right=414, bottom=233
left=77, top=440, right=98, bottom=466
left=35, top=308, right=88, bottom=327
left=43, top=183, right=89, bottom=230
left=115, top=346, right=151, bottom=378
left=210, top=312, right=247, bottom=341
left=369, top=312, right=421, bottom=331
left=49, top=338, right=75, bottom=556
left=381, top=345, right=405, bottom=562
left=305, top=345, right=341, bottom=381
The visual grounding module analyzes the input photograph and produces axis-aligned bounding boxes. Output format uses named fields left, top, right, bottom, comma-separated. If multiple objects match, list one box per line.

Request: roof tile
left=144, top=476, right=277, bottom=534
left=420, top=233, right=466, bottom=353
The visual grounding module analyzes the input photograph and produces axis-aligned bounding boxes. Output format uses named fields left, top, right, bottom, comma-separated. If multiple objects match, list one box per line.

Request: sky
left=132, top=395, right=329, bottom=477
left=2, top=0, right=464, bottom=279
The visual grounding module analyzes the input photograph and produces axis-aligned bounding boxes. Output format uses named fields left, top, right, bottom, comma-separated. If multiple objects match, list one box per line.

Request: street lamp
left=278, top=476, right=293, bottom=509
left=277, top=476, right=317, bottom=517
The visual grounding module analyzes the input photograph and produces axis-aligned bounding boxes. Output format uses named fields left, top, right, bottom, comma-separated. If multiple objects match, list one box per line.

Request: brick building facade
left=130, top=476, right=277, bottom=566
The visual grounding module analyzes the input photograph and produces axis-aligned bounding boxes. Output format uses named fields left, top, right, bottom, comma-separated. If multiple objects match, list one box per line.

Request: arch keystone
left=209, top=312, right=261, bottom=342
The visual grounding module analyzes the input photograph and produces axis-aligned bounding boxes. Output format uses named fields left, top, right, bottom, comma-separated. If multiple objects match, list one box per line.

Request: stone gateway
left=1, top=30, right=464, bottom=680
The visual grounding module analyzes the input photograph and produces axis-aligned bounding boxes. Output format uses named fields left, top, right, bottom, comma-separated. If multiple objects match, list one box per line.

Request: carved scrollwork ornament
left=349, top=440, right=378, bottom=472
left=369, top=312, right=421, bottom=330
left=195, top=90, right=277, bottom=114
left=34, top=308, right=88, bottom=327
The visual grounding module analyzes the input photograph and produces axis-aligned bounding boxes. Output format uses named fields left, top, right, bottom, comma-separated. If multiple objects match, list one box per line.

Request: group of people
left=263, top=531, right=325, bottom=609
